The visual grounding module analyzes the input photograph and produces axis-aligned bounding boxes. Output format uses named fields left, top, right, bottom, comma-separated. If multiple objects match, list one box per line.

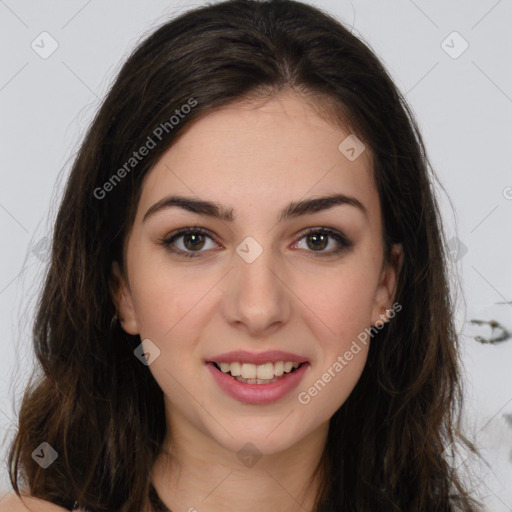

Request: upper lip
left=206, top=350, right=309, bottom=365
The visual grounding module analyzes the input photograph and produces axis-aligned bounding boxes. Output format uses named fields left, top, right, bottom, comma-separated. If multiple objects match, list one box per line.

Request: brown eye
left=161, top=228, right=218, bottom=258
left=294, top=227, right=352, bottom=257
left=181, top=232, right=206, bottom=251
left=160, top=226, right=352, bottom=259
left=305, top=232, right=329, bottom=251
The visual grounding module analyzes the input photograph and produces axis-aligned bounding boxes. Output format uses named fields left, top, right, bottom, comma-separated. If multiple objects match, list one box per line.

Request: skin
left=112, top=89, right=403, bottom=512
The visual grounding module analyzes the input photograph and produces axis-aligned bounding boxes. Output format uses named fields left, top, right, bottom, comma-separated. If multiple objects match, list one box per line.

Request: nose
left=221, top=240, right=292, bottom=337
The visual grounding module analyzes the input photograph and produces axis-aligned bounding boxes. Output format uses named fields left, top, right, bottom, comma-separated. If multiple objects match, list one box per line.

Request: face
left=112, top=90, right=403, bottom=457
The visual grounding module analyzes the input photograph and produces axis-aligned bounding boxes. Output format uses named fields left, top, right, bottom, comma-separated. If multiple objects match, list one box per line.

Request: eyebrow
left=142, top=193, right=368, bottom=224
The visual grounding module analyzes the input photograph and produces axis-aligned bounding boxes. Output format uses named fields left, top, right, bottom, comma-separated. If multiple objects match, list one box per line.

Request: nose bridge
left=225, top=234, right=290, bottom=333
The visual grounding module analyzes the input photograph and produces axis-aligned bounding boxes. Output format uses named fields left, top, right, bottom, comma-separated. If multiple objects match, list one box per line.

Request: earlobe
left=370, top=243, right=404, bottom=326
left=110, top=261, right=139, bottom=335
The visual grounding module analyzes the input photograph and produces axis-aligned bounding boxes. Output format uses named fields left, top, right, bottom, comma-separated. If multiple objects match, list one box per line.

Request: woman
left=4, top=0, right=483, bottom=510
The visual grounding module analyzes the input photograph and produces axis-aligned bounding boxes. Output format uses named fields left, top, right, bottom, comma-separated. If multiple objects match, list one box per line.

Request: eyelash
left=159, top=226, right=353, bottom=259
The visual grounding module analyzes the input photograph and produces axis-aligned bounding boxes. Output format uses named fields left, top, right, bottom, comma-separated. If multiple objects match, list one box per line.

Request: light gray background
left=1, top=0, right=511, bottom=509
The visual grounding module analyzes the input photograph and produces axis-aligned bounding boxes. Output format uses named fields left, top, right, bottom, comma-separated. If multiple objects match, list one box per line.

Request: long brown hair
left=7, top=0, right=483, bottom=510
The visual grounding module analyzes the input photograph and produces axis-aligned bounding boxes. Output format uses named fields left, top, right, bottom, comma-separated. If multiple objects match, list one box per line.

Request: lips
left=206, top=360, right=310, bottom=404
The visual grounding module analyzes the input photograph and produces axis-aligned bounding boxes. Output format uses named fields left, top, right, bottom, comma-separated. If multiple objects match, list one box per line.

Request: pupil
left=308, top=234, right=327, bottom=250
left=184, top=233, right=204, bottom=250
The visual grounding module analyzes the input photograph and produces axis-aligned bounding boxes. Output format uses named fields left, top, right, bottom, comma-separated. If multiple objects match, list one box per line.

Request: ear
left=370, top=243, right=404, bottom=326
left=110, top=260, right=139, bottom=335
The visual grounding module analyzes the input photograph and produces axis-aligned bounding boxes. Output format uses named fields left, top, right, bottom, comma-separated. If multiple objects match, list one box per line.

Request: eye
left=293, top=227, right=352, bottom=257
left=160, top=226, right=352, bottom=258
left=160, top=227, right=219, bottom=258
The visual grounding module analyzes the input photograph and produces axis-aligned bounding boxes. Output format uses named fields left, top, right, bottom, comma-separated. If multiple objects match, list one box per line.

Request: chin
left=205, top=416, right=312, bottom=457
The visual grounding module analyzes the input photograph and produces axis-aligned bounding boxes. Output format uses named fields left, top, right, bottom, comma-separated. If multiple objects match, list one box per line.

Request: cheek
left=295, top=267, right=373, bottom=415
left=297, top=344, right=369, bottom=421
left=292, top=255, right=377, bottom=412
left=130, top=267, right=215, bottom=340
left=129, top=272, right=209, bottom=407
left=295, top=257, right=379, bottom=346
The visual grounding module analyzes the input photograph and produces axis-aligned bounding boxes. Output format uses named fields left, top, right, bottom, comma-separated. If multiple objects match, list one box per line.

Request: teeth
left=230, top=362, right=241, bottom=376
left=216, top=361, right=302, bottom=380
left=219, top=362, right=230, bottom=373
left=234, top=376, right=281, bottom=384
left=256, top=362, right=274, bottom=380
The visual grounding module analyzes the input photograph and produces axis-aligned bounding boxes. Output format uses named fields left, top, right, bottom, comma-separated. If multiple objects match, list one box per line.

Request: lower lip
left=206, top=362, right=309, bottom=404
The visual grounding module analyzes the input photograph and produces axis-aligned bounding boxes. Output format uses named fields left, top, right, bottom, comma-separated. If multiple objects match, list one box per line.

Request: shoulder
left=0, top=492, right=74, bottom=511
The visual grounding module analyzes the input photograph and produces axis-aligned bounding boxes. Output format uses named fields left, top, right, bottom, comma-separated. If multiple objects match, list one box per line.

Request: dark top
left=147, top=482, right=337, bottom=512
left=70, top=483, right=338, bottom=511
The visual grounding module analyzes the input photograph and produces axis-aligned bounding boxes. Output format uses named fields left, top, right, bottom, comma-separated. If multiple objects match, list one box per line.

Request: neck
left=150, top=408, right=329, bottom=512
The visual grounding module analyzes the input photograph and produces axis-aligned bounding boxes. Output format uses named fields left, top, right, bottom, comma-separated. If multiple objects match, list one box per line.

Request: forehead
left=136, top=91, right=379, bottom=225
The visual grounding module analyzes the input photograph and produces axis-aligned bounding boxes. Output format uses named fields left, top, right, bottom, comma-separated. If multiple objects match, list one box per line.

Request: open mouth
left=210, top=361, right=306, bottom=385
left=206, top=359, right=310, bottom=404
